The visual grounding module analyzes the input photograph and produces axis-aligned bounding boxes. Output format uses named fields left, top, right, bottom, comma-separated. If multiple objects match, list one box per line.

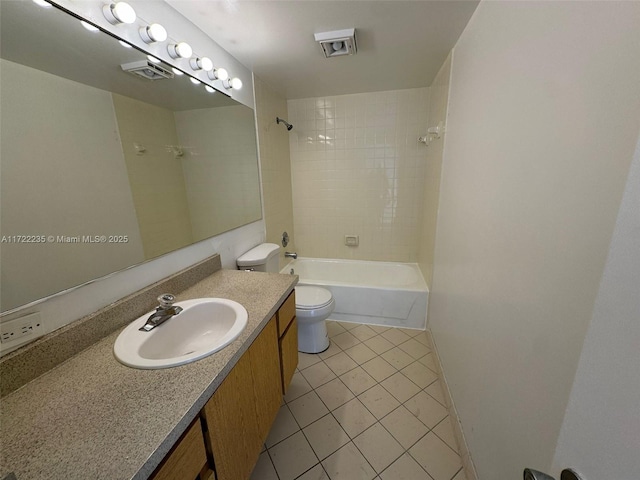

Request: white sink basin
left=114, top=298, right=248, bottom=369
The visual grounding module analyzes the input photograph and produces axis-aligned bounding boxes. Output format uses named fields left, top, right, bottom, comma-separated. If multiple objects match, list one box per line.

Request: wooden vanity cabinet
left=149, top=417, right=209, bottom=480
left=201, top=316, right=281, bottom=480
left=277, top=291, right=298, bottom=394
left=248, top=317, right=282, bottom=440
left=150, top=294, right=296, bottom=480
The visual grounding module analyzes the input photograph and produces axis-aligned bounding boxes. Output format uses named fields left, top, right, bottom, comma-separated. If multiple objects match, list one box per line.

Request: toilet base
left=298, top=319, right=330, bottom=354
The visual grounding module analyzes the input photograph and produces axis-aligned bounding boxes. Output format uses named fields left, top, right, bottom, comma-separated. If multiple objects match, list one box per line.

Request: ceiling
left=167, top=0, right=480, bottom=99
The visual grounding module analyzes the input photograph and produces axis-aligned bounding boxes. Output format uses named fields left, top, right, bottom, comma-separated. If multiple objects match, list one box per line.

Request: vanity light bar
left=207, top=67, right=229, bottom=81
left=73, top=1, right=243, bottom=96
left=222, top=77, right=243, bottom=90
left=190, top=56, right=214, bottom=72
left=103, top=2, right=137, bottom=25
left=168, top=41, right=193, bottom=59
left=139, top=23, right=167, bottom=44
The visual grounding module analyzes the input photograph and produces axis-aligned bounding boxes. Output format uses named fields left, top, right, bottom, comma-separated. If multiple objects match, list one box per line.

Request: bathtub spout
left=285, top=252, right=298, bottom=259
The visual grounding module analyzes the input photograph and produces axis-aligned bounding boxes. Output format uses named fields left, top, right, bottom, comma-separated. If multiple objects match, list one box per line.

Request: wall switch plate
left=345, top=235, right=359, bottom=246
left=0, top=312, right=44, bottom=351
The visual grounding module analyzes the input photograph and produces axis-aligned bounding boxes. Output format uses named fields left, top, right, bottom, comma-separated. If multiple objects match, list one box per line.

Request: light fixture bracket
left=314, top=28, right=357, bottom=58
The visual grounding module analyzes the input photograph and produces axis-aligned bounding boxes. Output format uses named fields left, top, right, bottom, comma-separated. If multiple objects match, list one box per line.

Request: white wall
left=254, top=76, right=296, bottom=269
left=0, top=60, right=145, bottom=311
left=418, top=54, right=452, bottom=289
left=428, top=1, right=640, bottom=478
left=552, top=136, right=640, bottom=479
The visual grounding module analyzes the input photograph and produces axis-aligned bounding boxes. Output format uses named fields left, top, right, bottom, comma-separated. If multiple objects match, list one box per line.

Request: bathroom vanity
left=0, top=257, right=298, bottom=480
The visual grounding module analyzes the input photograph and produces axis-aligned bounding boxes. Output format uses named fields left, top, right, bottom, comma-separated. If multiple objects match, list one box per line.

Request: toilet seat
left=295, top=286, right=333, bottom=310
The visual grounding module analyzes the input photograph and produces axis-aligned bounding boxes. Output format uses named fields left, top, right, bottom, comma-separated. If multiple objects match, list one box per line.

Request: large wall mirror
left=0, top=0, right=262, bottom=312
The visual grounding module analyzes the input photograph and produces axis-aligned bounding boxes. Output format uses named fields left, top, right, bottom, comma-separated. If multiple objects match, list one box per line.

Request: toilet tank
left=236, top=243, right=280, bottom=272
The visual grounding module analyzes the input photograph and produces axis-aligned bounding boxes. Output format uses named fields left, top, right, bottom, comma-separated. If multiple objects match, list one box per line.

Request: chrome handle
left=157, top=294, right=175, bottom=309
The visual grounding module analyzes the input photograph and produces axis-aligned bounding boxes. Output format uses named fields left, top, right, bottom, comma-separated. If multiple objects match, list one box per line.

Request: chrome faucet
left=284, top=252, right=297, bottom=259
left=139, top=294, right=183, bottom=332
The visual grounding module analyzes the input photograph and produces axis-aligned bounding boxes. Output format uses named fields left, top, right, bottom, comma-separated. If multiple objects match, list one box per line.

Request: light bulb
left=139, top=24, right=167, bottom=44
left=103, top=2, right=136, bottom=25
left=147, top=55, right=161, bottom=64
left=332, top=41, right=344, bottom=51
left=168, top=42, right=192, bottom=59
left=172, top=68, right=184, bottom=76
left=119, top=40, right=132, bottom=49
left=223, top=77, right=243, bottom=90
left=190, top=77, right=200, bottom=85
left=81, top=20, right=99, bottom=32
left=205, top=85, right=215, bottom=94
left=207, top=67, right=229, bottom=81
left=32, top=0, right=52, bottom=8
left=190, top=57, right=213, bottom=72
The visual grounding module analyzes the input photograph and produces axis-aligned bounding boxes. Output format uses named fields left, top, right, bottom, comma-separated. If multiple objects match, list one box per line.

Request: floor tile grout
left=255, top=321, right=465, bottom=480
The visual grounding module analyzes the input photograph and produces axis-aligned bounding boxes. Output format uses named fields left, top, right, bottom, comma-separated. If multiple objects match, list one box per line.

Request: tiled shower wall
left=288, top=89, right=429, bottom=262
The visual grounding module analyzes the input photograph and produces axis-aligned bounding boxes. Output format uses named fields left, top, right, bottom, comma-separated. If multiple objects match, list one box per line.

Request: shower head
left=276, top=117, right=293, bottom=131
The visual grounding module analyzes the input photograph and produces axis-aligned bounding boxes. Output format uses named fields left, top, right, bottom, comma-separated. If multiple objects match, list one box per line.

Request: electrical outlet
left=0, top=312, right=44, bottom=351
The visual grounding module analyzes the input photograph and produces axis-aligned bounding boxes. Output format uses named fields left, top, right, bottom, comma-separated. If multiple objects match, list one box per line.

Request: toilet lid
left=296, top=286, right=333, bottom=309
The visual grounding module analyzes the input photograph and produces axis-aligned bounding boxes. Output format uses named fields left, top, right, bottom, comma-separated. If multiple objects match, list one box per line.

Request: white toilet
left=237, top=243, right=334, bottom=353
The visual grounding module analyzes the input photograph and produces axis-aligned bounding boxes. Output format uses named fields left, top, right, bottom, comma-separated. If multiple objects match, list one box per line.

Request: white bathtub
left=281, top=258, right=428, bottom=330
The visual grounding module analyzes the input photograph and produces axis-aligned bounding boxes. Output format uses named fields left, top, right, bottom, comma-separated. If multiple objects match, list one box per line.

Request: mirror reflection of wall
left=0, top=1, right=261, bottom=313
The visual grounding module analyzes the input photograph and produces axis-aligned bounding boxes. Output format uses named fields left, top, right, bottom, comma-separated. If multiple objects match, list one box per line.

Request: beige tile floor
left=250, top=320, right=467, bottom=480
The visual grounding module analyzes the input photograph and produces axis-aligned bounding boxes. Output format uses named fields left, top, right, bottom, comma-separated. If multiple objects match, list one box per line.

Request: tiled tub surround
left=250, top=320, right=469, bottom=480
left=0, top=264, right=297, bottom=479
left=288, top=89, right=430, bottom=263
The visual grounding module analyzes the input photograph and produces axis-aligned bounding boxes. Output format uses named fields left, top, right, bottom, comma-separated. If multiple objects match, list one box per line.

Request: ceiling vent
left=120, top=60, right=174, bottom=80
left=314, top=28, right=357, bottom=58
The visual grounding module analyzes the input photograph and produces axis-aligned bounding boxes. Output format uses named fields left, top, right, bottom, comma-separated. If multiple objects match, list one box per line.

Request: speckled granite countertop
left=0, top=269, right=297, bottom=480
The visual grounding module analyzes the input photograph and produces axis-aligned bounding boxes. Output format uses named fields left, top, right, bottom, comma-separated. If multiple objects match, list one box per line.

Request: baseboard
left=425, top=329, right=479, bottom=480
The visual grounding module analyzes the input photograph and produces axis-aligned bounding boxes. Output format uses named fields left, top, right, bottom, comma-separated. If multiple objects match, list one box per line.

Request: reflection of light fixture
left=205, top=85, right=215, bottom=94
left=32, top=0, right=52, bottom=8
left=314, top=28, right=357, bottom=58
left=190, top=57, right=213, bottom=72
left=172, top=68, right=183, bottom=76
left=119, top=40, right=132, bottom=49
left=207, top=67, right=229, bottom=81
left=190, top=77, right=201, bottom=85
left=81, top=20, right=99, bottom=32
left=147, top=55, right=161, bottom=64
left=222, top=77, right=242, bottom=90
left=167, top=42, right=192, bottom=59
left=103, top=2, right=136, bottom=25
left=139, top=24, right=167, bottom=44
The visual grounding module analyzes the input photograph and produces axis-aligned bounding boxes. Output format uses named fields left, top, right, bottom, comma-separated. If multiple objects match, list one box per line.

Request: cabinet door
left=248, top=316, right=282, bottom=442
left=280, top=318, right=299, bottom=394
left=277, top=291, right=296, bottom=336
left=202, top=352, right=261, bottom=480
left=150, top=418, right=207, bottom=480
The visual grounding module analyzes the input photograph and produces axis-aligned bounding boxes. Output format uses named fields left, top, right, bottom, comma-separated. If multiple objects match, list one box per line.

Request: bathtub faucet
left=285, top=252, right=297, bottom=259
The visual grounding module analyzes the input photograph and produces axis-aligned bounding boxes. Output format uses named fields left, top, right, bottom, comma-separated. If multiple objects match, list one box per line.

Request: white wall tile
left=288, top=88, right=429, bottom=262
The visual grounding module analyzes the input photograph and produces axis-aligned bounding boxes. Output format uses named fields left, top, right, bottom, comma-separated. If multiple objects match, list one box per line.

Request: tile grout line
left=259, top=322, right=465, bottom=480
